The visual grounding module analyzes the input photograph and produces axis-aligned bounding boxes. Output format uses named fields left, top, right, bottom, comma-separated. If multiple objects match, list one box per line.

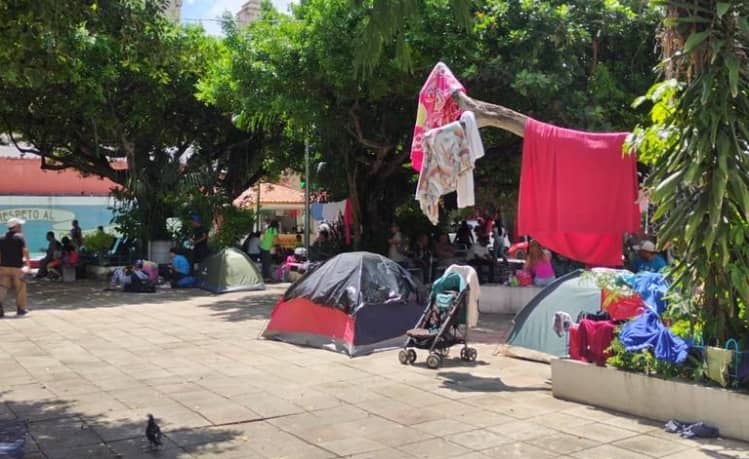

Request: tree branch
left=452, top=91, right=528, bottom=137
left=347, top=104, right=393, bottom=151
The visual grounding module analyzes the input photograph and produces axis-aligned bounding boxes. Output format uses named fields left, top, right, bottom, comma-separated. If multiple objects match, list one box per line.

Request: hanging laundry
left=577, top=319, right=616, bottom=366
left=410, top=62, right=465, bottom=172
left=517, top=118, right=640, bottom=266
left=415, top=121, right=473, bottom=224
left=568, top=324, right=583, bottom=361
left=705, top=346, right=734, bottom=387
left=322, top=200, right=346, bottom=222
left=311, top=203, right=324, bottom=221
left=619, top=310, right=689, bottom=364
left=456, top=111, right=484, bottom=208
left=630, top=272, right=669, bottom=315
left=553, top=312, right=573, bottom=337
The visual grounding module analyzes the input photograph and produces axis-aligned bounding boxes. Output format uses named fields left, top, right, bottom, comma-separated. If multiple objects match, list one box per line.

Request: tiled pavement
left=0, top=280, right=747, bottom=458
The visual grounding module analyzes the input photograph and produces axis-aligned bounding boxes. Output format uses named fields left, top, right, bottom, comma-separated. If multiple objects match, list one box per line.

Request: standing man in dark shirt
left=0, top=218, right=30, bottom=317
left=70, top=220, right=83, bottom=248
left=190, top=216, right=209, bottom=266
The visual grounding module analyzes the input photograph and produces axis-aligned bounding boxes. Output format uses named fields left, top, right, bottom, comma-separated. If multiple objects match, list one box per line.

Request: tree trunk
left=452, top=91, right=529, bottom=137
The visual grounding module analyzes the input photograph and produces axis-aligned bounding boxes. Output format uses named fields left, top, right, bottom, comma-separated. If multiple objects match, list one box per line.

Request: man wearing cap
left=633, top=240, right=667, bottom=273
left=0, top=218, right=30, bottom=317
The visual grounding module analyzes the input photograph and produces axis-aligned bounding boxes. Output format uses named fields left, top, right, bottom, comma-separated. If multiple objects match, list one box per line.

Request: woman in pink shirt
left=525, top=240, right=556, bottom=287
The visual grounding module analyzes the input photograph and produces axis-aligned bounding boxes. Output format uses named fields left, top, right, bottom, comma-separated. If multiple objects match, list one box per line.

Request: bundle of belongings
left=664, top=420, right=719, bottom=439
left=560, top=271, right=687, bottom=367
left=109, top=260, right=158, bottom=293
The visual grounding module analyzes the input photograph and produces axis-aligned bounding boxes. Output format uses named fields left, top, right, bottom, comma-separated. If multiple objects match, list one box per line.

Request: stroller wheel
left=426, top=353, right=442, bottom=370
left=398, top=350, right=409, bottom=365
left=407, top=349, right=417, bottom=364
left=460, top=347, right=478, bottom=362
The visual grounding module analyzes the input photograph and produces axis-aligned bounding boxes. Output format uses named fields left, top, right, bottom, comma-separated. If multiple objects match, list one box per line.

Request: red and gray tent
left=262, top=252, right=425, bottom=356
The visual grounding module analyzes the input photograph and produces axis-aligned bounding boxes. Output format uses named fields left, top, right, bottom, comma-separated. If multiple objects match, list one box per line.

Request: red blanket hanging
left=518, top=118, right=640, bottom=266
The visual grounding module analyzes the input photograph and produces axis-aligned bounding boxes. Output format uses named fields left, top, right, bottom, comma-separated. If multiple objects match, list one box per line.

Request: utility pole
left=304, top=137, right=311, bottom=253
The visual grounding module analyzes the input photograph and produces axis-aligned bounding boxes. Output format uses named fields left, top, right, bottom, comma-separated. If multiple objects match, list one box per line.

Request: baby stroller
left=398, top=271, right=477, bottom=369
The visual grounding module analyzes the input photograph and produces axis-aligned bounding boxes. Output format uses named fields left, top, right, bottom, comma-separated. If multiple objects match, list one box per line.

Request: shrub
left=83, top=231, right=115, bottom=254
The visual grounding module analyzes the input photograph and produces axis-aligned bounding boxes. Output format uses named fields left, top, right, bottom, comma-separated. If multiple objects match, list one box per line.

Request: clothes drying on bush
left=575, top=319, right=616, bottom=366
left=619, top=310, right=688, bottom=364
left=705, top=346, right=734, bottom=387
left=629, top=272, right=669, bottom=315
left=601, top=290, right=645, bottom=321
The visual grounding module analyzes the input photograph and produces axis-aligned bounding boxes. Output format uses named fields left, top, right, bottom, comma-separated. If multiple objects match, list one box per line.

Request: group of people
left=36, top=224, right=83, bottom=280
left=386, top=211, right=511, bottom=283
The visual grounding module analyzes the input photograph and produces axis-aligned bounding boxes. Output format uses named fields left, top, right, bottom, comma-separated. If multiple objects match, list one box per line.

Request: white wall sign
left=0, top=208, right=76, bottom=233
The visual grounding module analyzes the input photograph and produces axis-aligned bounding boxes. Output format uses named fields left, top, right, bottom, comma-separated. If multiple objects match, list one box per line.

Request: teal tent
left=196, top=248, right=265, bottom=293
left=506, top=270, right=601, bottom=358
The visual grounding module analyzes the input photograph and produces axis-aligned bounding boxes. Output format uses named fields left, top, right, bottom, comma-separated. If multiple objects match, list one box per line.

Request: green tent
left=506, top=270, right=600, bottom=358
left=196, top=248, right=265, bottom=293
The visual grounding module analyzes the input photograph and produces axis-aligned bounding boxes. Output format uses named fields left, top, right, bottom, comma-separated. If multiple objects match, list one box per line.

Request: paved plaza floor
left=0, top=280, right=747, bottom=458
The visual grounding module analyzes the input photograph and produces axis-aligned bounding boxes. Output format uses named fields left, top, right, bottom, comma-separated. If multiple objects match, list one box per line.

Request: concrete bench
left=479, top=285, right=543, bottom=314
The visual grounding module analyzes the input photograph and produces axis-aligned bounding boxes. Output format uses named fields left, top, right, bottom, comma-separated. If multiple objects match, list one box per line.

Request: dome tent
left=263, top=252, right=425, bottom=356
left=196, top=248, right=265, bottom=293
left=505, top=270, right=601, bottom=358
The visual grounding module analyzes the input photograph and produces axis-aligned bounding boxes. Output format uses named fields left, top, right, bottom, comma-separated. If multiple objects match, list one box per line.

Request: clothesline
left=409, top=61, right=641, bottom=267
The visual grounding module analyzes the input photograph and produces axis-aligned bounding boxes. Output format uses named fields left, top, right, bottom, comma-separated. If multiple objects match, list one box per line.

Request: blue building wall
left=0, top=196, right=116, bottom=257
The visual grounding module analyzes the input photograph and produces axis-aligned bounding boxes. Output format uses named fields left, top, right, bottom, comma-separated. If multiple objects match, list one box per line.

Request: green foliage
left=0, top=1, right=266, bottom=241
left=202, top=0, right=659, bottom=251
left=630, top=1, right=749, bottom=343
left=83, top=230, right=115, bottom=254
left=606, top=337, right=699, bottom=381
left=213, top=207, right=255, bottom=250
left=580, top=270, right=635, bottom=307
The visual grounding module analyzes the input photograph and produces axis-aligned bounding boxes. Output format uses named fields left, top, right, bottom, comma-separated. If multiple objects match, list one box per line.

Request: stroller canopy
left=196, top=248, right=265, bottom=293
left=506, top=270, right=601, bottom=358
left=263, top=252, right=425, bottom=356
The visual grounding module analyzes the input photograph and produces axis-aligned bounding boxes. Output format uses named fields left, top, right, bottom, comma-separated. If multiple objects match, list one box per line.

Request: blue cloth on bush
left=631, top=272, right=669, bottom=314
left=619, top=310, right=688, bottom=364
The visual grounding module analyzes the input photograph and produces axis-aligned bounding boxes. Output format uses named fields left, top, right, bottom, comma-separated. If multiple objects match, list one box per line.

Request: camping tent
left=262, top=252, right=425, bottom=356
left=196, top=248, right=265, bottom=293
left=505, top=270, right=601, bottom=358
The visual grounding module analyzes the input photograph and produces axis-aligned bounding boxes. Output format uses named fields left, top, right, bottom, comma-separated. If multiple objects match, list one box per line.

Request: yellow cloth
left=705, top=347, right=734, bottom=387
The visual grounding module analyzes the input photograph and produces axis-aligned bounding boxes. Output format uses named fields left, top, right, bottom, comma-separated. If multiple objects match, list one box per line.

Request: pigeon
left=145, top=414, right=163, bottom=448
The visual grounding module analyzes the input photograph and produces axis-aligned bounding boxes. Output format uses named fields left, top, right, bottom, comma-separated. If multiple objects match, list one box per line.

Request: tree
left=203, top=0, right=659, bottom=250
left=630, top=1, right=749, bottom=343
left=0, top=0, right=267, bottom=241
